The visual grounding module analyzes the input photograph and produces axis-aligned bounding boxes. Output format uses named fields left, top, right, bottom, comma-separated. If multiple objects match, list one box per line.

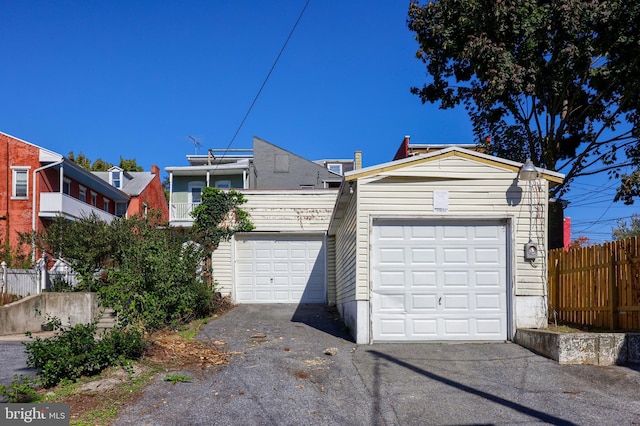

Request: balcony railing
left=170, top=202, right=200, bottom=223
left=39, top=192, right=117, bottom=223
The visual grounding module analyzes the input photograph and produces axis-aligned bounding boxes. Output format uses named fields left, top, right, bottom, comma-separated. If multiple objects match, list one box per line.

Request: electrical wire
left=216, top=0, right=311, bottom=160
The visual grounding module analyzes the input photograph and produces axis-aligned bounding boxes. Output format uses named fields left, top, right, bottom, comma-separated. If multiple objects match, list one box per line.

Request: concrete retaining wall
left=0, top=292, right=99, bottom=336
left=515, top=329, right=640, bottom=365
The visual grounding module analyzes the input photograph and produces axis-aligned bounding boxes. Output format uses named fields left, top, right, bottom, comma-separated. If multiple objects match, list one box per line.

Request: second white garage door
left=235, top=234, right=326, bottom=303
left=371, top=219, right=508, bottom=341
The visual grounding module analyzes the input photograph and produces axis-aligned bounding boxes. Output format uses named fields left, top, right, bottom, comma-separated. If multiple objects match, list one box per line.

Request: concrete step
left=96, top=308, right=118, bottom=332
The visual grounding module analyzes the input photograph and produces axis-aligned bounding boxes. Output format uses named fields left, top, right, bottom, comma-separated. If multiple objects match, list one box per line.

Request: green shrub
left=0, top=375, right=39, bottom=403
left=24, top=319, right=146, bottom=388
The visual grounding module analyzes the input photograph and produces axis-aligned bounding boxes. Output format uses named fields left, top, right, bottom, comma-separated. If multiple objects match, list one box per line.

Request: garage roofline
left=344, top=147, right=564, bottom=186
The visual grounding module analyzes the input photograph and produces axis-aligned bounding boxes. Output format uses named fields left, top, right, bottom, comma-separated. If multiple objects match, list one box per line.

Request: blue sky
left=0, top=1, right=636, bottom=244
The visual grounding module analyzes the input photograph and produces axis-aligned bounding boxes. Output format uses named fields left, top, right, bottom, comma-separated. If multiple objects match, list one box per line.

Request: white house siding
left=327, top=235, right=336, bottom=305
left=354, top=157, right=548, bottom=301
left=334, top=192, right=358, bottom=305
left=210, top=190, right=338, bottom=300
left=212, top=240, right=232, bottom=295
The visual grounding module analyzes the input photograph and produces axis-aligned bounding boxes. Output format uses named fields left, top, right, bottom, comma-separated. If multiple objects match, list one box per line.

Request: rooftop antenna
left=188, top=136, right=202, bottom=154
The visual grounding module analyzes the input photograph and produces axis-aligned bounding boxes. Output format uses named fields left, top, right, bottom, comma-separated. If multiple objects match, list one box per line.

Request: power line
left=219, top=0, right=311, bottom=157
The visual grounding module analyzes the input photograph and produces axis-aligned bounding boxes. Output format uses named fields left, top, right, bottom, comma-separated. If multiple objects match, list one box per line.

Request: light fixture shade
left=519, top=159, right=538, bottom=181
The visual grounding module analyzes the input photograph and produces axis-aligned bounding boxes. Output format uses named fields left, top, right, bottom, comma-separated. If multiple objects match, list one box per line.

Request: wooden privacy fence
left=548, top=237, right=640, bottom=330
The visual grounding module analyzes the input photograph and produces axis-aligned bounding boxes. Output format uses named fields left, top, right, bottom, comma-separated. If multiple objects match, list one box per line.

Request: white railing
left=39, top=192, right=117, bottom=223
left=170, top=202, right=200, bottom=222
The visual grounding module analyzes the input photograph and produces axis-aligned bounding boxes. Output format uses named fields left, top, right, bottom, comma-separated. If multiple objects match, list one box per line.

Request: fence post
left=39, top=252, right=48, bottom=293
left=1, top=261, right=6, bottom=294
left=609, top=251, right=618, bottom=330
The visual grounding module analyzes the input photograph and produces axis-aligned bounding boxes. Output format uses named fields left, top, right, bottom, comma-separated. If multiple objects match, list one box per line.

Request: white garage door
left=235, top=234, right=326, bottom=303
left=371, top=219, right=507, bottom=341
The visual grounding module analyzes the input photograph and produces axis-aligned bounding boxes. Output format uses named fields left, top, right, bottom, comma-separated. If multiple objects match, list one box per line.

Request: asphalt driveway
left=115, top=304, right=640, bottom=425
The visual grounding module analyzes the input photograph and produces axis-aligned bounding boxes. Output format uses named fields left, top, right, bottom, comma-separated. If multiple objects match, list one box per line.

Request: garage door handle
left=438, top=297, right=442, bottom=306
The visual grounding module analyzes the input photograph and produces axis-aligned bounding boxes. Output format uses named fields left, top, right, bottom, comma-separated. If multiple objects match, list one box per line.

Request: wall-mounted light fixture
left=520, top=159, right=539, bottom=262
left=519, top=159, right=539, bottom=181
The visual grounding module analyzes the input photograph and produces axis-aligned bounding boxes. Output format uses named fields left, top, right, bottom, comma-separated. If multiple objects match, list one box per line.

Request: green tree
left=191, top=187, right=254, bottom=250
left=612, top=213, right=640, bottom=240
left=67, top=151, right=91, bottom=170
left=90, top=158, right=113, bottom=171
left=67, top=151, right=143, bottom=172
left=407, top=0, right=640, bottom=202
left=119, top=156, right=143, bottom=172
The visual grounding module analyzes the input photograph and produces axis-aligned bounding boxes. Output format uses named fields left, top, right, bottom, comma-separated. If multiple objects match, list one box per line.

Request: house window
left=79, top=186, right=87, bottom=203
left=188, top=182, right=205, bottom=204
left=12, top=168, right=29, bottom=198
left=103, top=199, right=110, bottom=212
left=91, top=192, right=97, bottom=206
left=111, top=170, right=122, bottom=189
left=215, top=180, right=231, bottom=189
left=325, top=181, right=341, bottom=189
left=327, top=163, right=343, bottom=175
left=63, top=179, right=71, bottom=195
left=116, top=202, right=127, bottom=217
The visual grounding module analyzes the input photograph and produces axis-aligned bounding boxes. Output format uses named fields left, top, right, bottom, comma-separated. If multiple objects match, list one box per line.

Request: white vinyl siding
left=334, top=191, right=358, bottom=305
left=212, top=241, right=232, bottom=296
left=209, top=190, right=338, bottom=299
left=354, top=156, right=547, bottom=297
left=240, top=190, right=336, bottom=231
left=327, top=235, right=336, bottom=305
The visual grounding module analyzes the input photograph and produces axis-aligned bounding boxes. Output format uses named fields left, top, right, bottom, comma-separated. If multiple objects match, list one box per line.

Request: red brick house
left=0, top=131, right=168, bottom=263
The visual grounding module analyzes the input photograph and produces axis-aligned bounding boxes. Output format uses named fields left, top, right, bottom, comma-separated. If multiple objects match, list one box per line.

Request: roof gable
left=345, top=147, right=564, bottom=186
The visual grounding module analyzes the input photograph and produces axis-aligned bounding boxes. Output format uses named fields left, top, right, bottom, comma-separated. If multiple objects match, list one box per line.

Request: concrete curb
left=515, top=329, right=640, bottom=365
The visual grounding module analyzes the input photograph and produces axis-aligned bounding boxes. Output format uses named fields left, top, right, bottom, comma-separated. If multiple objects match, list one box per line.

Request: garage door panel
left=412, top=271, right=437, bottom=287
left=412, top=319, right=438, bottom=336
left=476, top=271, right=501, bottom=287
left=476, top=319, right=503, bottom=335
left=411, top=248, right=435, bottom=264
left=379, top=248, right=405, bottom=264
left=411, top=294, right=438, bottom=310
left=444, top=319, right=471, bottom=335
left=378, top=318, right=406, bottom=337
left=372, top=220, right=507, bottom=341
left=379, top=271, right=404, bottom=287
left=442, top=226, right=468, bottom=240
left=376, top=293, right=405, bottom=311
left=443, top=271, right=469, bottom=287
left=475, top=248, right=502, bottom=264
left=443, top=248, right=468, bottom=264
left=443, top=294, right=469, bottom=310
left=476, top=294, right=502, bottom=310
left=235, top=235, right=326, bottom=304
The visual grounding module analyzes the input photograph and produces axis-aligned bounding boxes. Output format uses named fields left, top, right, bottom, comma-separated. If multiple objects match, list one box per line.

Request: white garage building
left=211, top=189, right=337, bottom=304
left=327, top=147, right=563, bottom=344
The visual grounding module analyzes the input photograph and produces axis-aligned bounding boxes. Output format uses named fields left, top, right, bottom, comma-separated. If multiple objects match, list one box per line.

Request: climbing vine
left=190, top=188, right=254, bottom=250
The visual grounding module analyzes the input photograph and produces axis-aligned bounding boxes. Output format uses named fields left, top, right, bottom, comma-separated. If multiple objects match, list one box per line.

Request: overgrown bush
left=24, top=319, right=145, bottom=388
left=0, top=375, right=39, bottom=402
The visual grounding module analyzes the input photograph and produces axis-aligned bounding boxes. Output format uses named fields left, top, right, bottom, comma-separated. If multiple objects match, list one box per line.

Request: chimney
left=151, top=165, right=160, bottom=175
left=354, top=151, right=362, bottom=170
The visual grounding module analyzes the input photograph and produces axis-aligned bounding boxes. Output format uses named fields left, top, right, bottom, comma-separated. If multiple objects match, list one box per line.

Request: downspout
left=31, top=159, right=64, bottom=263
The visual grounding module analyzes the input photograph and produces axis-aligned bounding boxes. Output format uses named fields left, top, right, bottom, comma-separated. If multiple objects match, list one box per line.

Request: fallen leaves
left=144, top=332, right=233, bottom=369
